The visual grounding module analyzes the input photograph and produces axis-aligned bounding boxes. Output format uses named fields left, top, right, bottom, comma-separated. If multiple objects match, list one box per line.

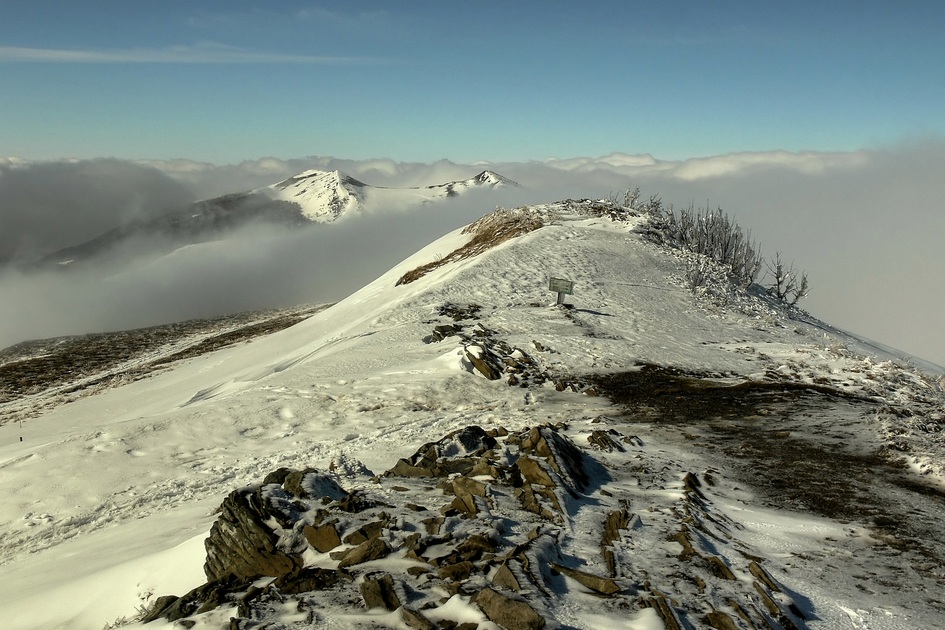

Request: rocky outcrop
left=385, top=425, right=497, bottom=478
left=144, top=424, right=810, bottom=630
left=203, top=488, right=301, bottom=582
left=473, top=587, right=546, bottom=630
left=360, top=573, right=402, bottom=610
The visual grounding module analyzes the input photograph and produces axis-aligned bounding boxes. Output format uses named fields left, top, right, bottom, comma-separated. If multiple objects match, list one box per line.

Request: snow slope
left=1, top=200, right=943, bottom=629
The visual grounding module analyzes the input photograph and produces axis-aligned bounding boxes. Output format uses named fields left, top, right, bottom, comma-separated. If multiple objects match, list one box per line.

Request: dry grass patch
left=396, top=207, right=544, bottom=286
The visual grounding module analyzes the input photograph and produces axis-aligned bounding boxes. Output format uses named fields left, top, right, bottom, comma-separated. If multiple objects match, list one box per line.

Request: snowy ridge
left=257, top=168, right=520, bottom=222
left=1, top=200, right=944, bottom=629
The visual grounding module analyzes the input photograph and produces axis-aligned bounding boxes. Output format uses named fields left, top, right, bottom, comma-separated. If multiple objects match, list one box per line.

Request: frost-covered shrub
left=685, top=257, right=711, bottom=293
left=765, top=252, right=809, bottom=305
left=638, top=193, right=810, bottom=305
left=608, top=187, right=664, bottom=217
left=659, top=204, right=764, bottom=288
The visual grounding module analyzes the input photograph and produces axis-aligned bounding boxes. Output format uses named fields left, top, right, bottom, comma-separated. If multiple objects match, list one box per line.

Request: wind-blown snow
left=1, top=200, right=942, bottom=629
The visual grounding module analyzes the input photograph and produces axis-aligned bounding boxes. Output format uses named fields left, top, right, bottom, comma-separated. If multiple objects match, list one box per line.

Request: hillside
left=1, top=199, right=943, bottom=630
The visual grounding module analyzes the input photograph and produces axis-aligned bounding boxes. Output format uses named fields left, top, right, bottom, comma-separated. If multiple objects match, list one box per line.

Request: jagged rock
left=388, top=457, right=436, bottom=478
left=438, top=302, right=481, bottom=321
left=401, top=607, right=437, bottom=630
left=333, top=489, right=377, bottom=513
left=748, top=561, right=781, bottom=592
left=431, top=324, right=463, bottom=342
left=386, top=426, right=497, bottom=478
left=642, top=595, right=683, bottom=630
left=453, top=534, right=496, bottom=562
left=343, top=518, right=388, bottom=545
left=515, top=456, right=557, bottom=488
left=338, top=538, right=391, bottom=568
left=601, top=508, right=632, bottom=576
left=587, top=430, right=626, bottom=452
left=465, top=345, right=504, bottom=380
left=550, top=562, right=621, bottom=595
left=303, top=522, right=341, bottom=553
left=438, top=561, right=475, bottom=581
left=144, top=574, right=254, bottom=623
left=514, top=483, right=559, bottom=521
left=705, top=555, right=736, bottom=580
left=274, top=567, right=353, bottom=594
left=447, top=476, right=490, bottom=516
left=669, top=530, right=698, bottom=561
left=360, top=573, right=402, bottom=610
left=262, top=467, right=294, bottom=485
left=470, top=457, right=501, bottom=478
left=492, top=561, right=524, bottom=592
left=473, top=587, right=546, bottom=630
left=517, top=425, right=589, bottom=492
left=704, top=610, right=740, bottom=630
left=283, top=468, right=348, bottom=501
left=753, top=582, right=803, bottom=630
left=451, top=475, right=489, bottom=499
left=422, top=516, right=445, bottom=535
left=140, top=595, right=181, bottom=623
left=204, top=488, right=301, bottom=582
left=447, top=493, right=480, bottom=517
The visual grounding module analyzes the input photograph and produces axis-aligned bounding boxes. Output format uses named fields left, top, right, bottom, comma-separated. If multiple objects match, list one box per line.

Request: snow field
left=1, top=202, right=943, bottom=628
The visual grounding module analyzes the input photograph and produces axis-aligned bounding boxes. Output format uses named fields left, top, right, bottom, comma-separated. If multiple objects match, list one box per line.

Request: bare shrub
left=765, top=252, right=810, bottom=305
left=659, top=204, right=763, bottom=288
left=607, top=187, right=664, bottom=217
left=685, top=257, right=711, bottom=293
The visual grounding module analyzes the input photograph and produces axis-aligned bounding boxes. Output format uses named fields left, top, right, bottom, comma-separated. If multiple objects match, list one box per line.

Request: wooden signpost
left=549, top=277, right=574, bottom=305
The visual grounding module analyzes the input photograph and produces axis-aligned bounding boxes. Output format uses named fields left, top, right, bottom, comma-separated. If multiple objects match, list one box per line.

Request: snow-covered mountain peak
left=260, top=168, right=366, bottom=222
left=257, top=167, right=521, bottom=222
left=472, top=169, right=519, bottom=187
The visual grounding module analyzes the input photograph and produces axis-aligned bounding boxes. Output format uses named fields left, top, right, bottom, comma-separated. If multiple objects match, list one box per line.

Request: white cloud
left=0, top=44, right=375, bottom=64
left=5, top=142, right=942, bottom=366
left=669, top=150, right=871, bottom=181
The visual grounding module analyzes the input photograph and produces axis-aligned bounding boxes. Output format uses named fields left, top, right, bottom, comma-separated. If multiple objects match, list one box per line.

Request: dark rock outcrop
left=385, top=425, right=497, bottom=478
left=203, top=488, right=301, bottom=582
left=473, top=587, right=546, bottom=630
left=360, top=573, right=402, bottom=610
left=145, top=424, right=809, bottom=630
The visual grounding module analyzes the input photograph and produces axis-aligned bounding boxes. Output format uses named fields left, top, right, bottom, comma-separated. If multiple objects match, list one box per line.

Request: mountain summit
left=258, top=169, right=368, bottom=222
left=257, top=168, right=520, bottom=222
left=3, top=198, right=944, bottom=629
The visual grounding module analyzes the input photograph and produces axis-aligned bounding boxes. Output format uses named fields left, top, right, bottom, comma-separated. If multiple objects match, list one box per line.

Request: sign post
left=548, top=277, right=574, bottom=305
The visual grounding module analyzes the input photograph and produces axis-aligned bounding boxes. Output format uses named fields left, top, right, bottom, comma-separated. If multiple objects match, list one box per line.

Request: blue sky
left=2, top=0, right=943, bottom=163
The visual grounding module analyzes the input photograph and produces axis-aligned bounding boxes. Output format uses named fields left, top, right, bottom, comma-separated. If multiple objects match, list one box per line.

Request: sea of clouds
left=2, top=139, right=943, bottom=367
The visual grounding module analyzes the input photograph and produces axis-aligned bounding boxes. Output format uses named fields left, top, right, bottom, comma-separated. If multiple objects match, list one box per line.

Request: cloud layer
left=0, top=44, right=374, bottom=64
left=0, top=159, right=195, bottom=263
left=2, top=143, right=943, bottom=369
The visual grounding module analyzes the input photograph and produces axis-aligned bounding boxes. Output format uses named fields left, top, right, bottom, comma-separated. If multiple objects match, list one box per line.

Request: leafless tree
left=765, top=252, right=809, bottom=305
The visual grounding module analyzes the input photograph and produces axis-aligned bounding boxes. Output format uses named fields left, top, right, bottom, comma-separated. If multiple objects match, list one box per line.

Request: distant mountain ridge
left=257, top=169, right=519, bottom=222
left=36, top=169, right=520, bottom=268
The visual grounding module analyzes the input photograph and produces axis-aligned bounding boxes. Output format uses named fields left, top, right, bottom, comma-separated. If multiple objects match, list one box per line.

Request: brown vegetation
left=396, top=207, right=544, bottom=286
